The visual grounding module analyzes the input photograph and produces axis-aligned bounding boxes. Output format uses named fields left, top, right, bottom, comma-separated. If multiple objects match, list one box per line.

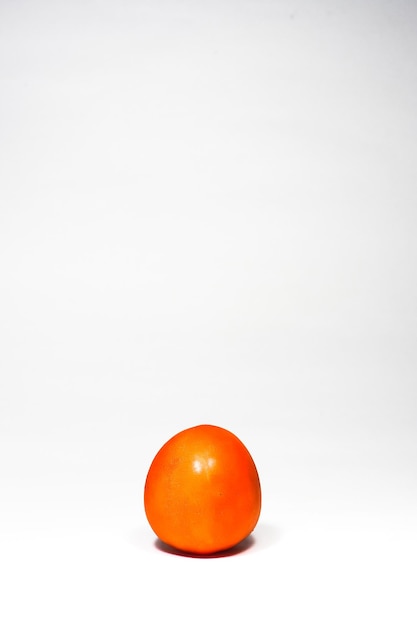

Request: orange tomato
left=144, top=424, right=261, bottom=555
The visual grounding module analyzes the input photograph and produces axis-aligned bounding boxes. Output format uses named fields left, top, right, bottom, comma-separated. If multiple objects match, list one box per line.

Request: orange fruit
left=144, top=424, right=261, bottom=555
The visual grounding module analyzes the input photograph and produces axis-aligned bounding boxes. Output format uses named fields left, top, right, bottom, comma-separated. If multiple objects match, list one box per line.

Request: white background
left=1, top=0, right=416, bottom=623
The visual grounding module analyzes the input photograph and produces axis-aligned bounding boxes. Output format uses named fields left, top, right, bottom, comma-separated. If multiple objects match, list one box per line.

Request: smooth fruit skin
left=144, top=424, right=261, bottom=555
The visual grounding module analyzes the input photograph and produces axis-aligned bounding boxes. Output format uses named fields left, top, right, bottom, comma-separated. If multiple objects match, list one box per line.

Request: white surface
left=1, top=1, right=416, bottom=624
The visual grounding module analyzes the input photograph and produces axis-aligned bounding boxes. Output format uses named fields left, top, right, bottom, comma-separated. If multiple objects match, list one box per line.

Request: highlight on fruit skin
left=144, top=424, right=262, bottom=555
